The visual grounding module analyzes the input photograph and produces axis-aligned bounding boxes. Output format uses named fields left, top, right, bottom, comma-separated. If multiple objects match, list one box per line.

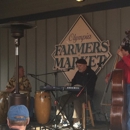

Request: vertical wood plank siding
left=0, top=7, right=129, bottom=121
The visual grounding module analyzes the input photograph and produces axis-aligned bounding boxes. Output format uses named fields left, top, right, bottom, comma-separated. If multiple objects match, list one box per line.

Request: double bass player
left=105, top=32, right=130, bottom=130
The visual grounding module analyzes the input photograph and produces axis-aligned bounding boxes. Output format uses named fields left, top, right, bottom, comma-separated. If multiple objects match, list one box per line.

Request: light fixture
left=76, top=0, right=84, bottom=2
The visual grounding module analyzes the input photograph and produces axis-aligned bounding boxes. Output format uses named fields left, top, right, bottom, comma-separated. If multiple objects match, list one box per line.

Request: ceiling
left=0, top=0, right=130, bottom=24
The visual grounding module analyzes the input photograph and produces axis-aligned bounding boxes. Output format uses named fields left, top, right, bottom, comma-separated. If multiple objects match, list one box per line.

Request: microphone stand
left=28, top=74, right=52, bottom=86
left=53, top=71, right=59, bottom=130
left=100, top=55, right=119, bottom=126
left=97, top=61, right=111, bottom=127
left=28, top=74, right=54, bottom=129
left=100, top=70, right=113, bottom=130
left=48, top=69, right=72, bottom=130
left=33, top=68, right=73, bottom=76
left=28, top=69, right=70, bottom=130
left=51, top=69, right=71, bottom=130
left=28, top=74, right=58, bottom=113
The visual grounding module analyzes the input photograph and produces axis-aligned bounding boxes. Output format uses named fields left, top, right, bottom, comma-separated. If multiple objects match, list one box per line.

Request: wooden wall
left=0, top=6, right=130, bottom=121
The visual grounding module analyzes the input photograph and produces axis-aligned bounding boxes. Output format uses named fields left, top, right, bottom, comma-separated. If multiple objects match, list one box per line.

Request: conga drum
left=35, top=91, right=51, bottom=124
left=19, top=91, right=30, bottom=109
left=0, top=91, right=9, bottom=124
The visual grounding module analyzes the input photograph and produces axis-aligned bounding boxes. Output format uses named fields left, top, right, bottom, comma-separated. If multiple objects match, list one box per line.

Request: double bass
left=110, top=69, right=127, bottom=130
left=101, top=31, right=130, bottom=130
left=110, top=31, right=130, bottom=130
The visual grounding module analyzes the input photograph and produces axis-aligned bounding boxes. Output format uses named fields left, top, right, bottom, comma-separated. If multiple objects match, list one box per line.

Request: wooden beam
left=0, top=0, right=130, bottom=24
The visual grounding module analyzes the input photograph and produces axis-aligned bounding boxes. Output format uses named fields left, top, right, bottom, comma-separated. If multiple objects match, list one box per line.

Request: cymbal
left=0, top=21, right=36, bottom=29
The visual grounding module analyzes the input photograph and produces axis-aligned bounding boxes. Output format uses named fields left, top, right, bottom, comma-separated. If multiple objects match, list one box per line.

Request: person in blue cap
left=7, top=105, right=30, bottom=130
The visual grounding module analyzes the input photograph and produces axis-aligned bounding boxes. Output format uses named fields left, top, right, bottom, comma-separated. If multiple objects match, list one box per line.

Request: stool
left=82, top=100, right=95, bottom=129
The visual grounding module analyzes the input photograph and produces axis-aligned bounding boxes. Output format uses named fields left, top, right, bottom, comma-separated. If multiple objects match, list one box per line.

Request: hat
left=7, top=105, right=29, bottom=121
left=76, top=59, right=87, bottom=64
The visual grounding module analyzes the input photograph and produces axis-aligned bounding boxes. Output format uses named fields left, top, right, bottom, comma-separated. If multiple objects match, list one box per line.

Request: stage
left=0, top=120, right=110, bottom=130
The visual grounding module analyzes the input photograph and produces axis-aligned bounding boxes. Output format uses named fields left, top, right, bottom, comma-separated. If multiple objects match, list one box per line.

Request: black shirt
left=72, top=66, right=97, bottom=98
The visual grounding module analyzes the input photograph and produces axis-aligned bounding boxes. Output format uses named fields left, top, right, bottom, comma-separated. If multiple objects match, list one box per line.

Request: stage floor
left=0, top=120, right=110, bottom=130
left=27, top=121, right=110, bottom=130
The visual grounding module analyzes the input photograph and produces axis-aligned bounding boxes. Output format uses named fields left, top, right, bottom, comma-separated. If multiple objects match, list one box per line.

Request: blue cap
left=7, top=105, right=29, bottom=121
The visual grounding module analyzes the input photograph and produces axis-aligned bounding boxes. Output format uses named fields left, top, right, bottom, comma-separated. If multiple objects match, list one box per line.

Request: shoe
left=73, top=121, right=81, bottom=129
left=58, top=119, right=70, bottom=128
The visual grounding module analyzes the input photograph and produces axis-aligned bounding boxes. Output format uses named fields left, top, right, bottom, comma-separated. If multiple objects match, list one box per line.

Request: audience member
left=7, top=105, right=30, bottom=130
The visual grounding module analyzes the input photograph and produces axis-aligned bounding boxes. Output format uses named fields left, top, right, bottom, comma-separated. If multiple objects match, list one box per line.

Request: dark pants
left=57, top=92, right=90, bottom=119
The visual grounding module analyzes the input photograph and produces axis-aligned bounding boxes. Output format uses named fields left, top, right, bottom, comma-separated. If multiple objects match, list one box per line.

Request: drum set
left=0, top=91, right=9, bottom=124
left=35, top=91, right=51, bottom=124
left=0, top=90, right=51, bottom=125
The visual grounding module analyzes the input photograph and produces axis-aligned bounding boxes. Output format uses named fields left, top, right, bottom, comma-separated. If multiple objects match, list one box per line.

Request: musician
left=57, top=59, right=97, bottom=129
left=6, top=66, right=31, bottom=92
left=5, top=66, right=34, bottom=121
left=105, top=42, right=130, bottom=130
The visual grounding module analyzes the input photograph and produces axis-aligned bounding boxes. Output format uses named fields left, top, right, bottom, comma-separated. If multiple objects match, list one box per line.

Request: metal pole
left=14, top=38, right=20, bottom=94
